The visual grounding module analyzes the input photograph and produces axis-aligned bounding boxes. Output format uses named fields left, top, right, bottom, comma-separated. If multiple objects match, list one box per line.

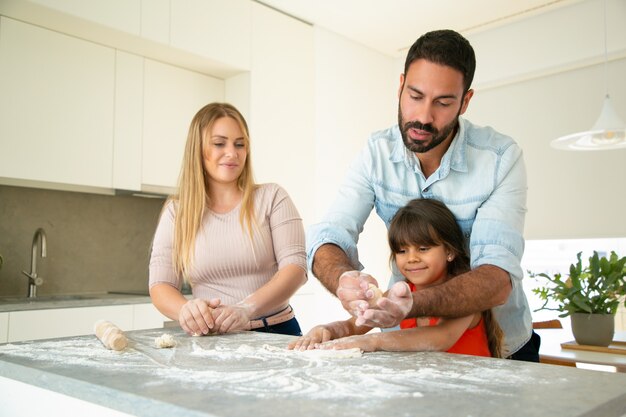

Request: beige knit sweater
left=149, top=183, right=306, bottom=307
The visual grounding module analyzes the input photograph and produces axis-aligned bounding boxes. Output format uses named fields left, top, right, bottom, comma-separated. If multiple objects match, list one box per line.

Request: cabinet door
left=7, top=305, right=133, bottom=342
left=26, top=0, right=141, bottom=35
left=132, top=303, right=170, bottom=330
left=0, top=313, right=8, bottom=344
left=170, top=0, right=251, bottom=70
left=142, top=59, right=224, bottom=190
left=0, top=17, right=115, bottom=189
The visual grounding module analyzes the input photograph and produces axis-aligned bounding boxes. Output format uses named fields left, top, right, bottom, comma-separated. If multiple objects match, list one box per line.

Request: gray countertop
left=0, top=293, right=152, bottom=312
left=1, top=328, right=626, bottom=417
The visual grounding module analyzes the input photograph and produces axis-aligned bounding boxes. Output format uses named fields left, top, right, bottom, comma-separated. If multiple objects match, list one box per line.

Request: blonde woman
left=149, top=102, right=307, bottom=336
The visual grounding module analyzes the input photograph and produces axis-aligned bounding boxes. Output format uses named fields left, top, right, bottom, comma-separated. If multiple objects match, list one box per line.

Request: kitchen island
left=1, top=328, right=626, bottom=417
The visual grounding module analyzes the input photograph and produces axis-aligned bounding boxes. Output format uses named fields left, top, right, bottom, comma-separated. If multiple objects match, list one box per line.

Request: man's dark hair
left=404, top=30, right=476, bottom=92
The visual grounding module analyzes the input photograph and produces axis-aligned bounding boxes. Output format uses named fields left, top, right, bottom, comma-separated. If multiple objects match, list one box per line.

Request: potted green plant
left=530, top=251, right=626, bottom=347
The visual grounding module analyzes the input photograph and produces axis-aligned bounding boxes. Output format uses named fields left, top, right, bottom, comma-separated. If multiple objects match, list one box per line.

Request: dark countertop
left=1, top=328, right=626, bottom=417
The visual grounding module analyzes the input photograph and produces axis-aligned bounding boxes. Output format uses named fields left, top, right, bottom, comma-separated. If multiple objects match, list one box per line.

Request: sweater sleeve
left=148, top=200, right=183, bottom=290
left=268, top=185, right=307, bottom=273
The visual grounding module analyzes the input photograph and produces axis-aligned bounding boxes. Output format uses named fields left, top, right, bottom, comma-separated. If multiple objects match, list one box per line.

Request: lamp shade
left=551, top=95, right=626, bottom=151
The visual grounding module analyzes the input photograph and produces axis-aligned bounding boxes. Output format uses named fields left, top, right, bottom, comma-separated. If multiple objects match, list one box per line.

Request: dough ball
left=367, top=283, right=383, bottom=307
left=155, top=333, right=177, bottom=348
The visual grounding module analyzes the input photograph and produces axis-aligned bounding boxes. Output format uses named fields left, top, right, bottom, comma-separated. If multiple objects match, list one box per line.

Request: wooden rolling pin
left=94, top=320, right=128, bottom=351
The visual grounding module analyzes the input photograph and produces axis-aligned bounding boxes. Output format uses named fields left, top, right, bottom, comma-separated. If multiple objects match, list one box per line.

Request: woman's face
left=202, top=116, right=247, bottom=187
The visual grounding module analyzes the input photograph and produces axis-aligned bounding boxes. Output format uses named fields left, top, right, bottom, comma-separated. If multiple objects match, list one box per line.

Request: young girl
left=289, top=198, right=503, bottom=357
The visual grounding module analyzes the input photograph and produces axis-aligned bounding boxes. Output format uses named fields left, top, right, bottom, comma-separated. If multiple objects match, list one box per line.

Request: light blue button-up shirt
left=307, top=117, right=532, bottom=355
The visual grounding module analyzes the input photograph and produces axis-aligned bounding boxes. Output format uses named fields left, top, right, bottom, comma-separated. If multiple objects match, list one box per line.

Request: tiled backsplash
left=0, top=185, right=166, bottom=297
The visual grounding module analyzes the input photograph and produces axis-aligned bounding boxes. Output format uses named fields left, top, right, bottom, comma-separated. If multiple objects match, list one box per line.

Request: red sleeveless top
left=400, top=283, right=492, bottom=357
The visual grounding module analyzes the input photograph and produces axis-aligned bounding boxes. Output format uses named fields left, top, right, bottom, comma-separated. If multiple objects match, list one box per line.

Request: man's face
left=398, top=59, right=473, bottom=154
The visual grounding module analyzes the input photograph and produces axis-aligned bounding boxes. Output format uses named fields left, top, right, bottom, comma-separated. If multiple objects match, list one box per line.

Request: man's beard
left=398, top=105, right=460, bottom=153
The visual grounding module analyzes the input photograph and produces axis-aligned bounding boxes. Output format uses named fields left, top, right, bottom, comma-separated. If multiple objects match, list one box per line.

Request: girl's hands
left=287, top=325, right=333, bottom=351
left=178, top=298, right=221, bottom=336
left=316, top=333, right=378, bottom=353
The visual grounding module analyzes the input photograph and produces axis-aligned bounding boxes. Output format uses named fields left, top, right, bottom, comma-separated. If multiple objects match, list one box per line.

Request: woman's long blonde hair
left=169, top=102, right=257, bottom=281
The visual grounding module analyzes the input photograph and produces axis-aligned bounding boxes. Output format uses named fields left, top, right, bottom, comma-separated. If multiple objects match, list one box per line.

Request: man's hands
left=355, top=281, right=413, bottom=327
left=336, top=270, right=379, bottom=315
left=337, top=272, right=414, bottom=328
left=178, top=298, right=221, bottom=336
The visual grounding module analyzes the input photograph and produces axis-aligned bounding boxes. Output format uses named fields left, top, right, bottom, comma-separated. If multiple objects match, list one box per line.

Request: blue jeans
left=251, top=317, right=302, bottom=336
left=509, top=331, right=541, bottom=362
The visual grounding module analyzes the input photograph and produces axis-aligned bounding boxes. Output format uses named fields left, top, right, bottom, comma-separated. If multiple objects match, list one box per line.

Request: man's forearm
left=311, top=244, right=357, bottom=295
left=410, top=264, right=511, bottom=318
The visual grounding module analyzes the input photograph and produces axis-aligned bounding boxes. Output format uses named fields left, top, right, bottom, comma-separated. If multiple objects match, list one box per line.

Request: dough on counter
left=155, top=333, right=177, bottom=348
left=300, top=347, right=363, bottom=359
left=367, top=283, right=384, bottom=308
left=93, top=320, right=128, bottom=351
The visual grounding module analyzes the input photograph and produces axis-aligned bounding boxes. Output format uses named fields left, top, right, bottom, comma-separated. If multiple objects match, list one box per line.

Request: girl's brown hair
left=388, top=198, right=503, bottom=358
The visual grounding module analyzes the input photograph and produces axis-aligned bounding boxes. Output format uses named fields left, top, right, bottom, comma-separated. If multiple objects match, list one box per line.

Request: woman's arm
left=213, top=264, right=307, bottom=333
left=150, top=283, right=220, bottom=335
left=213, top=185, right=308, bottom=333
left=319, top=313, right=477, bottom=352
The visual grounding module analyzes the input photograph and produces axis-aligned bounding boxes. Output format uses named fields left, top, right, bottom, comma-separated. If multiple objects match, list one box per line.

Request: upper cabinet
left=0, top=17, right=115, bottom=189
left=142, top=60, right=224, bottom=190
left=170, top=0, right=251, bottom=70
left=0, top=1, right=315, bottom=198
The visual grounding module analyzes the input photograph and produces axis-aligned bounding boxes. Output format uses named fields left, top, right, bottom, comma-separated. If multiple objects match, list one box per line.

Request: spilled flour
left=0, top=329, right=546, bottom=409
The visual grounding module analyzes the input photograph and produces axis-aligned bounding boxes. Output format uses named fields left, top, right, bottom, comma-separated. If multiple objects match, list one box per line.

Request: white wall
left=313, top=27, right=397, bottom=282
left=290, top=27, right=398, bottom=332
left=464, top=0, right=626, bottom=239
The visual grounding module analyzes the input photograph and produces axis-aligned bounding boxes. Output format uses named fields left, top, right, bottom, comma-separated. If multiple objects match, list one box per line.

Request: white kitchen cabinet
left=142, top=59, right=224, bottom=190
left=132, top=303, right=170, bottom=330
left=7, top=305, right=134, bottom=343
left=113, top=51, right=144, bottom=191
left=0, top=17, right=115, bottom=189
left=170, top=0, right=251, bottom=70
left=0, top=313, right=8, bottom=344
left=27, top=0, right=141, bottom=35
left=3, top=303, right=169, bottom=343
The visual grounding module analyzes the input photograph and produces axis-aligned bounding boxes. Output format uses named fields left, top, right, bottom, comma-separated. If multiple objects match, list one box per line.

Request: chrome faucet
left=21, top=228, right=47, bottom=298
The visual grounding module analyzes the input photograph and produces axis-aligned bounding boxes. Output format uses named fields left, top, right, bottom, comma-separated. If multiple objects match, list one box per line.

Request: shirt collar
left=390, top=118, right=469, bottom=174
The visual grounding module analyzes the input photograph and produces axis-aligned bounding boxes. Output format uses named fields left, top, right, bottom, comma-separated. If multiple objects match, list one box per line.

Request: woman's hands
left=178, top=298, right=221, bottom=336
left=212, top=304, right=253, bottom=333
left=179, top=301, right=254, bottom=335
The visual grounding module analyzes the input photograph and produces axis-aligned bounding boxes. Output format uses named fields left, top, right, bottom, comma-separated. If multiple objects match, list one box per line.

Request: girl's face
left=202, top=116, right=247, bottom=187
left=394, top=243, right=452, bottom=289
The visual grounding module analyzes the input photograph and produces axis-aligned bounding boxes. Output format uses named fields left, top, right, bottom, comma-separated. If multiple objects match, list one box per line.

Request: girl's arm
left=318, top=313, right=477, bottom=352
left=287, top=317, right=372, bottom=350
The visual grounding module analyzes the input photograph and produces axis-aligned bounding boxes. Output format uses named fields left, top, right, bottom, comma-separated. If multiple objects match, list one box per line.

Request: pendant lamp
left=550, top=0, right=626, bottom=151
